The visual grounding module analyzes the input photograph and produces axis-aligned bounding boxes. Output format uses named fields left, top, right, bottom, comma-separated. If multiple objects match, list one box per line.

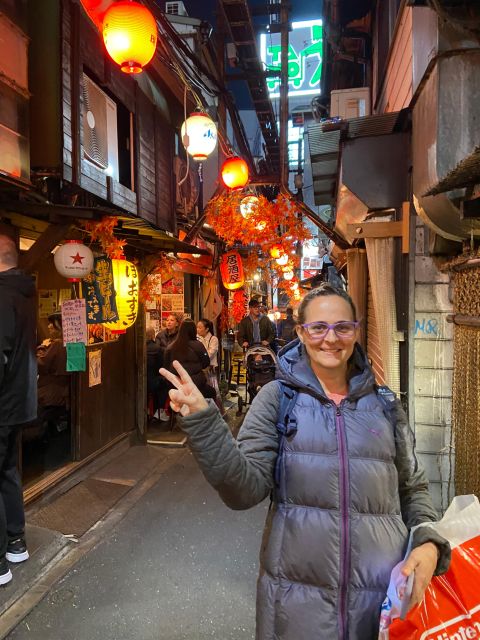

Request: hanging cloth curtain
left=365, top=236, right=401, bottom=394
left=346, top=248, right=368, bottom=350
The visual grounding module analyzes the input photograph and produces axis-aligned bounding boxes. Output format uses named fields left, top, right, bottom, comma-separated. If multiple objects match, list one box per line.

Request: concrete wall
left=413, top=217, right=454, bottom=512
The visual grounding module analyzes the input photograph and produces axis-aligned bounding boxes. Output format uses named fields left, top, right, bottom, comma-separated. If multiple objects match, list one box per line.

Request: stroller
left=237, top=344, right=277, bottom=414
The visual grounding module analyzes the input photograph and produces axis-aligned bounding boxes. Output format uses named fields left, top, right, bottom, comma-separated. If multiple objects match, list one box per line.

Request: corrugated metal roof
left=347, top=111, right=402, bottom=138
left=307, top=128, right=341, bottom=159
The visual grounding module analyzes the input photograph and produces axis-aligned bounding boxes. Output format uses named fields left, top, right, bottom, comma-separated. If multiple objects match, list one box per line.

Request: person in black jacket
left=0, top=235, right=37, bottom=585
left=237, top=299, right=275, bottom=349
left=164, top=319, right=215, bottom=399
left=146, top=326, right=168, bottom=421
left=155, top=313, right=181, bottom=350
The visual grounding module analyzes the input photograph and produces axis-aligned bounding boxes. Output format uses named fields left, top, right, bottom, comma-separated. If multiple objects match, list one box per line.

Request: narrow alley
left=3, top=442, right=266, bottom=640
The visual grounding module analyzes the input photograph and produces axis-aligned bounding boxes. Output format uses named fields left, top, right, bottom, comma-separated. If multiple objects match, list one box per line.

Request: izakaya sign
left=220, top=251, right=244, bottom=291
left=260, top=19, right=323, bottom=98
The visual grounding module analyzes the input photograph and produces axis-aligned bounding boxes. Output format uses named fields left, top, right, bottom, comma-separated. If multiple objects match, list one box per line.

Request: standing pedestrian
left=160, top=283, right=450, bottom=639
left=0, top=235, right=37, bottom=585
left=237, top=299, right=275, bottom=349
left=164, top=319, right=215, bottom=399
left=196, top=319, right=219, bottom=371
left=277, top=307, right=296, bottom=346
left=155, top=313, right=181, bottom=350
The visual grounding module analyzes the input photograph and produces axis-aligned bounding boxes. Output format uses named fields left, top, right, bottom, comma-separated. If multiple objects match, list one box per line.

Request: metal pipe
left=279, top=0, right=289, bottom=188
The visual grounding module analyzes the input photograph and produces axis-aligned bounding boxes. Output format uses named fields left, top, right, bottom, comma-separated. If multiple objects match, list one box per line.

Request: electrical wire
left=177, top=85, right=190, bottom=187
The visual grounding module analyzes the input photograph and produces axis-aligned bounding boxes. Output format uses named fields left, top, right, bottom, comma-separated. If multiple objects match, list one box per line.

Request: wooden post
left=19, top=223, right=73, bottom=274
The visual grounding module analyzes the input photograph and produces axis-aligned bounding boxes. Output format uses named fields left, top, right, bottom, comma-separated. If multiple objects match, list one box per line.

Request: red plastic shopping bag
left=379, top=495, right=480, bottom=640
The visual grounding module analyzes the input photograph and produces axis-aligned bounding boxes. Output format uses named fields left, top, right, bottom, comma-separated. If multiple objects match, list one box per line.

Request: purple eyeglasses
left=301, top=320, right=360, bottom=340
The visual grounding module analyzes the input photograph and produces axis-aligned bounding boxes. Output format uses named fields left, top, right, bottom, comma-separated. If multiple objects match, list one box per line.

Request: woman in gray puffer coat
left=160, top=284, right=450, bottom=640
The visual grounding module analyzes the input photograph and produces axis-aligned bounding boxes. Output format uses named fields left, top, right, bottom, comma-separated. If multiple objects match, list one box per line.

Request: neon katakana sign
left=260, top=19, right=323, bottom=98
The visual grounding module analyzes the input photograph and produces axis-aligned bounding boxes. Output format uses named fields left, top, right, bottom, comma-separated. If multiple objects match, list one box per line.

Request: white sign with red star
left=54, top=240, right=94, bottom=282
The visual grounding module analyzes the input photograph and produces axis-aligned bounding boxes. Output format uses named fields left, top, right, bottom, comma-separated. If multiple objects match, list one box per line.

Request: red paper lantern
left=220, top=251, right=245, bottom=290
left=220, top=157, right=249, bottom=190
left=103, top=1, right=158, bottom=74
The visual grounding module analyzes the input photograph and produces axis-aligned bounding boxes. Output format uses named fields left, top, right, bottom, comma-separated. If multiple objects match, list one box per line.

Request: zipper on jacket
left=335, top=404, right=350, bottom=640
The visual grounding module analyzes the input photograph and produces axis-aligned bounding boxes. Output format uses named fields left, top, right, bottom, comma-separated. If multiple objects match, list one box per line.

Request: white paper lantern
left=181, top=112, right=218, bottom=161
left=239, top=195, right=259, bottom=218
left=54, top=240, right=94, bottom=282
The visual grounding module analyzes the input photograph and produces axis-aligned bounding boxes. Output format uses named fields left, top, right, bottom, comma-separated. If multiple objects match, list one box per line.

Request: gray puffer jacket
left=179, top=340, right=450, bottom=640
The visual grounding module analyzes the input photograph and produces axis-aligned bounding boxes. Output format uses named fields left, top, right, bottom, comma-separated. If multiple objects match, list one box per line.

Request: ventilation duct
left=412, top=14, right=480, bottom=242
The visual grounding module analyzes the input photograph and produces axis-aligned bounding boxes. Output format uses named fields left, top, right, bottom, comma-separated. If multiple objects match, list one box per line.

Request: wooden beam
left=346, top=202, right=410, bottom=254
left=402, top=201, right=410, bottom=254
left=19, top=223, right=73, bottom=274
left=446, top=314, right=480, bottom=327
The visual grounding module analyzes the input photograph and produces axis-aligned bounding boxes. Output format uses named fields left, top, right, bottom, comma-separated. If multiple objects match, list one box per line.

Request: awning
left=307, top=110, right=409, bottom=208
left=114, top=216, right=210, bottom=255
left=0, top=200, right=209, bottom=256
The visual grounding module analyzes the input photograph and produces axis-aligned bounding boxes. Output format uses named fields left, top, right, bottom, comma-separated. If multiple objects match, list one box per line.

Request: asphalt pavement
left=5, top=447, right=267, bottom=640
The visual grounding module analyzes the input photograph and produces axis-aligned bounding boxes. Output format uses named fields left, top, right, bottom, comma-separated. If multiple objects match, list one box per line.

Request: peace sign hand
left=159, top=360, right=209, bottom=417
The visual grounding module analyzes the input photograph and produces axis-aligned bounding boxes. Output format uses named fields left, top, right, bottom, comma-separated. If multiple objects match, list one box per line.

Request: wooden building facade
left=0, top=0, right=205, bottom=497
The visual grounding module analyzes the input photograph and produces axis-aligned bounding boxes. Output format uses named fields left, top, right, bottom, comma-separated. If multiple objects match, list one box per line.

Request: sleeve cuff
left=411, top=526, right=451, bottom=575
left=177, top=399, right=219, bottom=433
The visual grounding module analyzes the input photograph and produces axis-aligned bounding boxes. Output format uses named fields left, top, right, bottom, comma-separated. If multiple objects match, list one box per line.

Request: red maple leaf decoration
left=71, top=252, right=84, bottom=264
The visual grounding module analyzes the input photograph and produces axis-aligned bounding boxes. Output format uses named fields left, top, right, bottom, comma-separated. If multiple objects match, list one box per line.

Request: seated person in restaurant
left=36, top=313, right=70, bottom=425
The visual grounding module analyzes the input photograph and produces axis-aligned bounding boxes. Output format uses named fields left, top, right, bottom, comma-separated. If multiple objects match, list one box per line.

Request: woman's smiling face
left=296, top=295, right=358, bottom=376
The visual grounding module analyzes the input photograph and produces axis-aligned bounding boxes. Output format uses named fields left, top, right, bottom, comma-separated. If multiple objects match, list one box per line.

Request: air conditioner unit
left=330, top=88, right=371, bottom=119
left=82, top=74, right=119, bottom=181
left=165, top=1, right=187, bottom=16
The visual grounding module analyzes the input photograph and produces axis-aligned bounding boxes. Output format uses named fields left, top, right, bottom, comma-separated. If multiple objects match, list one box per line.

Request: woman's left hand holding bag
left=401, top=542, right=439, bottom=612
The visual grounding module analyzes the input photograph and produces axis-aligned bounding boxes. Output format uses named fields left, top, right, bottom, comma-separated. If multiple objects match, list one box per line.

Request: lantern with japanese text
left=102, top=1, right=157, bottom=74
left=220, top=251, right=244, bottom=291
left=104, top=258, right=139, bottom=333
left=181, top=112, right=217, bottom=161
left=54, top=240, right=94, bottom=282
left=282, top=267, right=294, bottom=281
left=220, top=156, right=249, bottom=190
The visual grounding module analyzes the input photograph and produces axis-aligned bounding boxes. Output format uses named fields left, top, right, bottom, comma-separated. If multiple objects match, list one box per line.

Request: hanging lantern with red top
left=54, top=240, right=94, bottom=282
left=220, top=251, right=245, bottom=290
left=181, top=112, right=217, bottom=161
left=220, top=156, right=249, bottom=190
left=104, top=258, right=139, bottom=333
left=276, top=252, right=289, bottom=266
left=102, top=1, right=158, bottom=74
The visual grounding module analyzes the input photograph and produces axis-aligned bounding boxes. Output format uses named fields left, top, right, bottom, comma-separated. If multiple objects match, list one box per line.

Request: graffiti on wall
left=414, top=318, right=439, bottom=336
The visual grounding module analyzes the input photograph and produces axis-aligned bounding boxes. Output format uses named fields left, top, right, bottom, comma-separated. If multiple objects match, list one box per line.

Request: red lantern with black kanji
left=220, top=156, right=249, bottom=190
left=220, top=251, right=245, bottom=290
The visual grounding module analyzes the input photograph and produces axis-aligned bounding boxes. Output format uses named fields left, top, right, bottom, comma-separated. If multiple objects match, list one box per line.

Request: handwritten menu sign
left=61, top=299, right=88, bottom=346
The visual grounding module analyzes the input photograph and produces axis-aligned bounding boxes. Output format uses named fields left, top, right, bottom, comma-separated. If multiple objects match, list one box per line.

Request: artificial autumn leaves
left=205, top=192, right=311, bottom=289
